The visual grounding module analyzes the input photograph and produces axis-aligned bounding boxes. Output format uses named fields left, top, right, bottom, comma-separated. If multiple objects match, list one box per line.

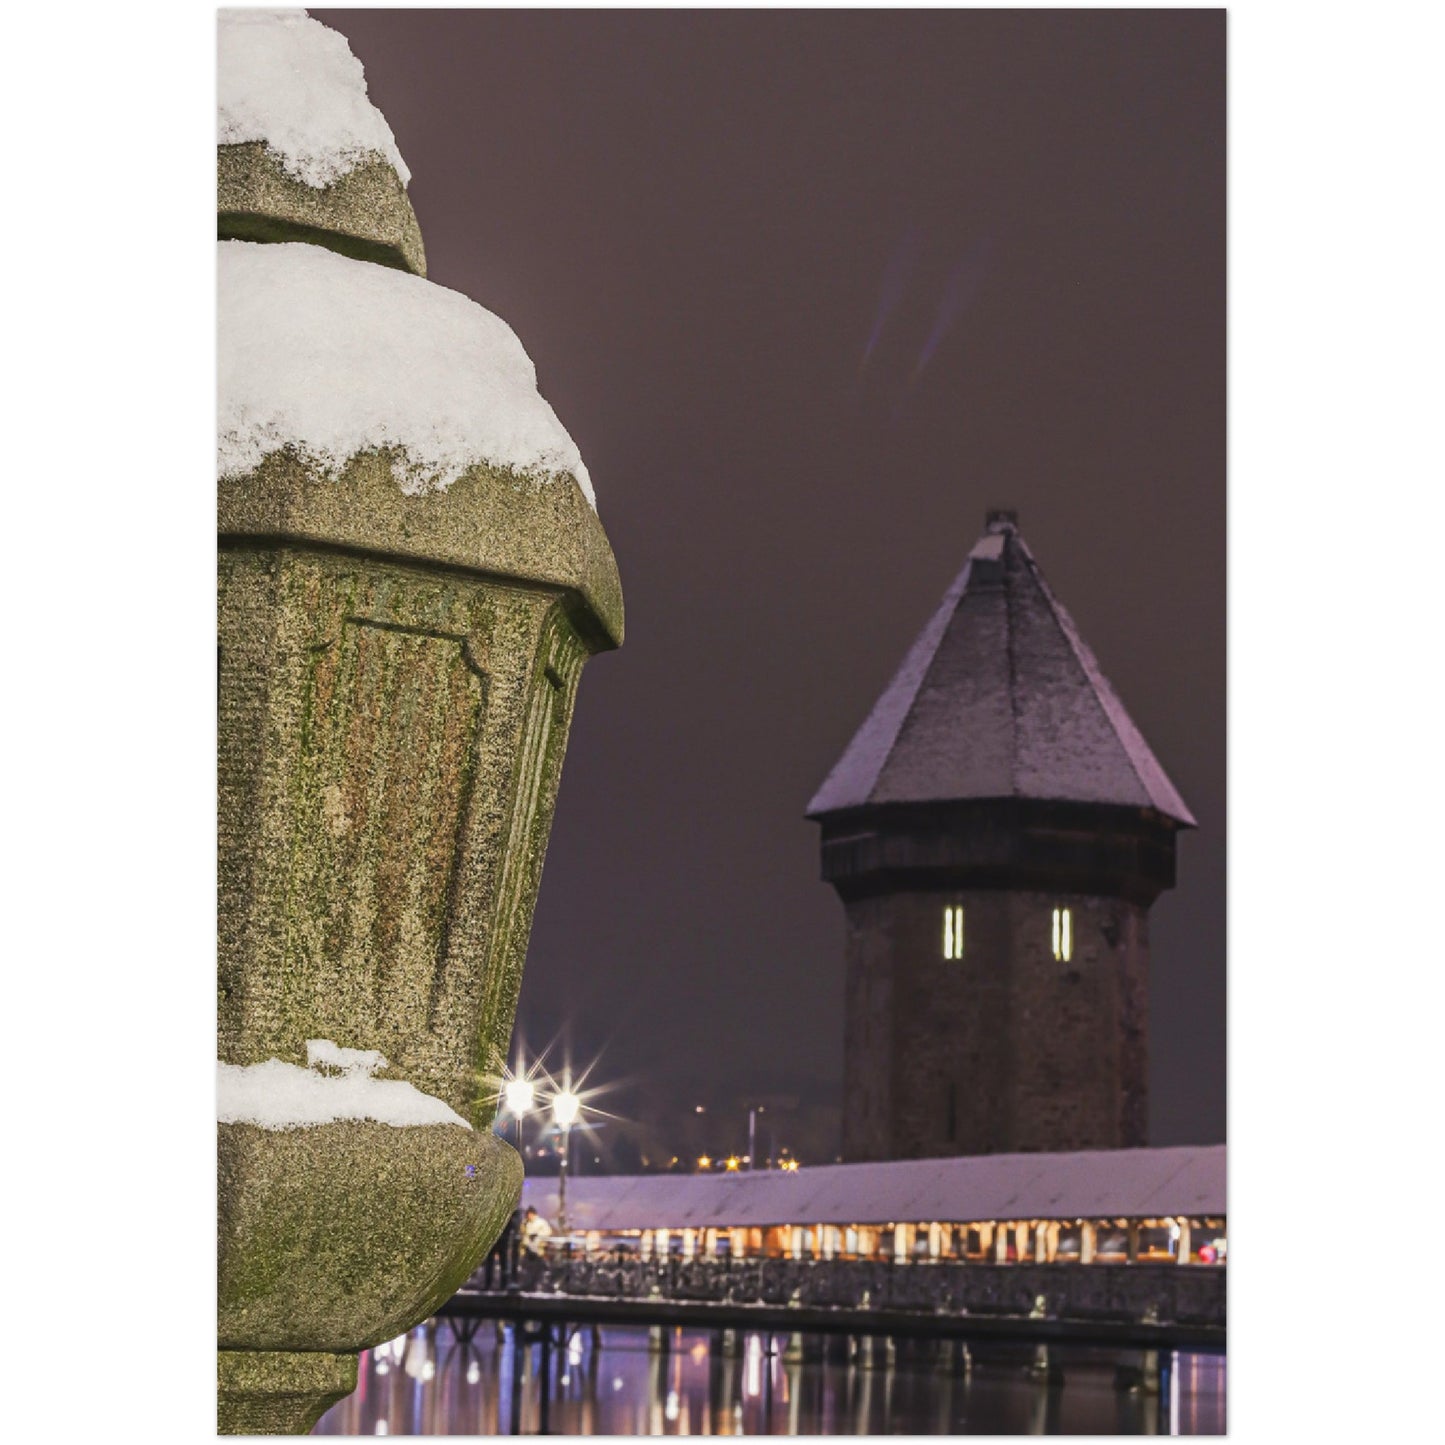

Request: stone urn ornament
left=215, top=13, right=621, bottom=1433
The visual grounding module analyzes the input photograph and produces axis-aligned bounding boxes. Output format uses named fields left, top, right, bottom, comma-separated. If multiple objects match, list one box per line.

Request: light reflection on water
left=314, top=1319, right=1226, bottom=1435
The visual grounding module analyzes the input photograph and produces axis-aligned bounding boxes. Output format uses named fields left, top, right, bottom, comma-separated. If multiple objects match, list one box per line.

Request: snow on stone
left=218, top=240, right=596, bottom=507
left=306, top=1038, right=386, bottom=1076
left=218, top=1039, right=471, bottom=1130
left=218, top=9, right=410, bottom=187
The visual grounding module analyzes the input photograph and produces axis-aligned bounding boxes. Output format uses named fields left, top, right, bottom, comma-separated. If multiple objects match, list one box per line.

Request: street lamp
left=552, top=1087, right=581, bottom=1237
left=501, top=1075, right=534, bottom=1152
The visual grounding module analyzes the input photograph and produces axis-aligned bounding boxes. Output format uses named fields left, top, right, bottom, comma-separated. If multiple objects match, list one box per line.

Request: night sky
left=324, top=9, right=1225, bottom=1147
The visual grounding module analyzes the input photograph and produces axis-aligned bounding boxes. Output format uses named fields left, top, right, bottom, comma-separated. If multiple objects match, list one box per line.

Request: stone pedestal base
left=217, top=1350, right=358, bottom=1436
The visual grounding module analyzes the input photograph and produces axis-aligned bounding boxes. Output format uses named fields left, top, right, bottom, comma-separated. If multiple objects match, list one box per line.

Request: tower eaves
left=806, top=515, right=1195, bottom=826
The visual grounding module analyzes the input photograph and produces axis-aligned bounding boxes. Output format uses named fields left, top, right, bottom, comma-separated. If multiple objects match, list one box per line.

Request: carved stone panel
left=218, top=546, right=585, bottom=1121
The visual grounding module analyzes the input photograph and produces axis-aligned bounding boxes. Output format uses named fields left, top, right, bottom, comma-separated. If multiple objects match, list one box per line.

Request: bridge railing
left=463, top=1252, right=1224, bottom=1329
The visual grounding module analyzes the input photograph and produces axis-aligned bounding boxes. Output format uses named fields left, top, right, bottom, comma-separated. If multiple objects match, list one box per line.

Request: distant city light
left=698, top=1155, right=712, bottom=1170
left=725, top=1156, right=741, bottom=1171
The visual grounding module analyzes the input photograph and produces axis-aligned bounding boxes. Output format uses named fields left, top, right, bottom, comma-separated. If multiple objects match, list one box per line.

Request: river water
left=313, top=1319, right=1225, bottom=1435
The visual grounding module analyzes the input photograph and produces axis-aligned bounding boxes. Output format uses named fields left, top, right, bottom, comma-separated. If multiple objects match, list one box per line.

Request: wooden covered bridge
left=453, top=1145, right=1225, bottom=1349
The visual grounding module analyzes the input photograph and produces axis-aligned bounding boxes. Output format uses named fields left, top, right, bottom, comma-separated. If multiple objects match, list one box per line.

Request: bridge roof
left=805, top=513, right=1195, bottom=827
left=520, top=1144, right=1226, bottom=1232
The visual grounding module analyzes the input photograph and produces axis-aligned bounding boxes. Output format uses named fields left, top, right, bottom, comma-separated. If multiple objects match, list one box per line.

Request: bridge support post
left=508, top=1324, right=524, bottom=1436
left=538, top=1327, right=553, bottom=1436
left=1141, top=1348, right=1161, bottom=1395
left=1116, top=1348, right=1161, bottom=1395
left=1029, top=1370, right=1064, bottom=1433
left=1029, top=1342, right=1064, bottom=1385
left=648, top=1324, right=671, bottom=1356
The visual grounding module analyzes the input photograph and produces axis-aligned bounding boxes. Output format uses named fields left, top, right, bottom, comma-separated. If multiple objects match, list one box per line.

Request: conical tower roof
left=807, top=512, right=1195, bottom=826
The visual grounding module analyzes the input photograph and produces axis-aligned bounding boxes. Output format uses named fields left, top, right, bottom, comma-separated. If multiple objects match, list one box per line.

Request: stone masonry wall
left=1006, top=890, right=1149, bottom=1152
left=840, top=888, right=1148, bottom=1158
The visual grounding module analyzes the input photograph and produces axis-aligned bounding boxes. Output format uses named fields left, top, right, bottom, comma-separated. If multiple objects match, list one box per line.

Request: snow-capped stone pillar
left=215, top=12, right=622, bottom=1434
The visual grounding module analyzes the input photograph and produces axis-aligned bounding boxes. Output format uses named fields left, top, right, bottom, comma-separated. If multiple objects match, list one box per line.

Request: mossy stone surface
left=220, top=450, right=622, bottom=652
left=219, top=142, right=427, bottom=276
left=218, top=539, right=599, bottom=1123
left=218, top=1121, right=521, bottom=1352
left=218, top=1349, right=357, bottom=1435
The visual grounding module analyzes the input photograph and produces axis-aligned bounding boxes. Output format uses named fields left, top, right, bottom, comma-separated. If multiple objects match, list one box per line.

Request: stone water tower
left=807, top=511, right=1194, bottom=1162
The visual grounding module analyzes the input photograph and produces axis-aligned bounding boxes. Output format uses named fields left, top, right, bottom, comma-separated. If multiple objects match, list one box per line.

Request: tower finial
left=985, top=508, right=1018, bottom=532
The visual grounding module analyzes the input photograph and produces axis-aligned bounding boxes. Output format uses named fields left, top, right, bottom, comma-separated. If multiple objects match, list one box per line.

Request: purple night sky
left=323, top=8, right=1225, bottom=1146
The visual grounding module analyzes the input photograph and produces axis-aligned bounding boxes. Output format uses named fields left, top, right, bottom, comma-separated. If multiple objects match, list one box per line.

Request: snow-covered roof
left=218, top=9, right=410, bottom=188
left=217, top=240, right=595, bottom=507
left=520, top=1145, right=1225, bottom=1229
left=807, top=514, right=1194, bottom=825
